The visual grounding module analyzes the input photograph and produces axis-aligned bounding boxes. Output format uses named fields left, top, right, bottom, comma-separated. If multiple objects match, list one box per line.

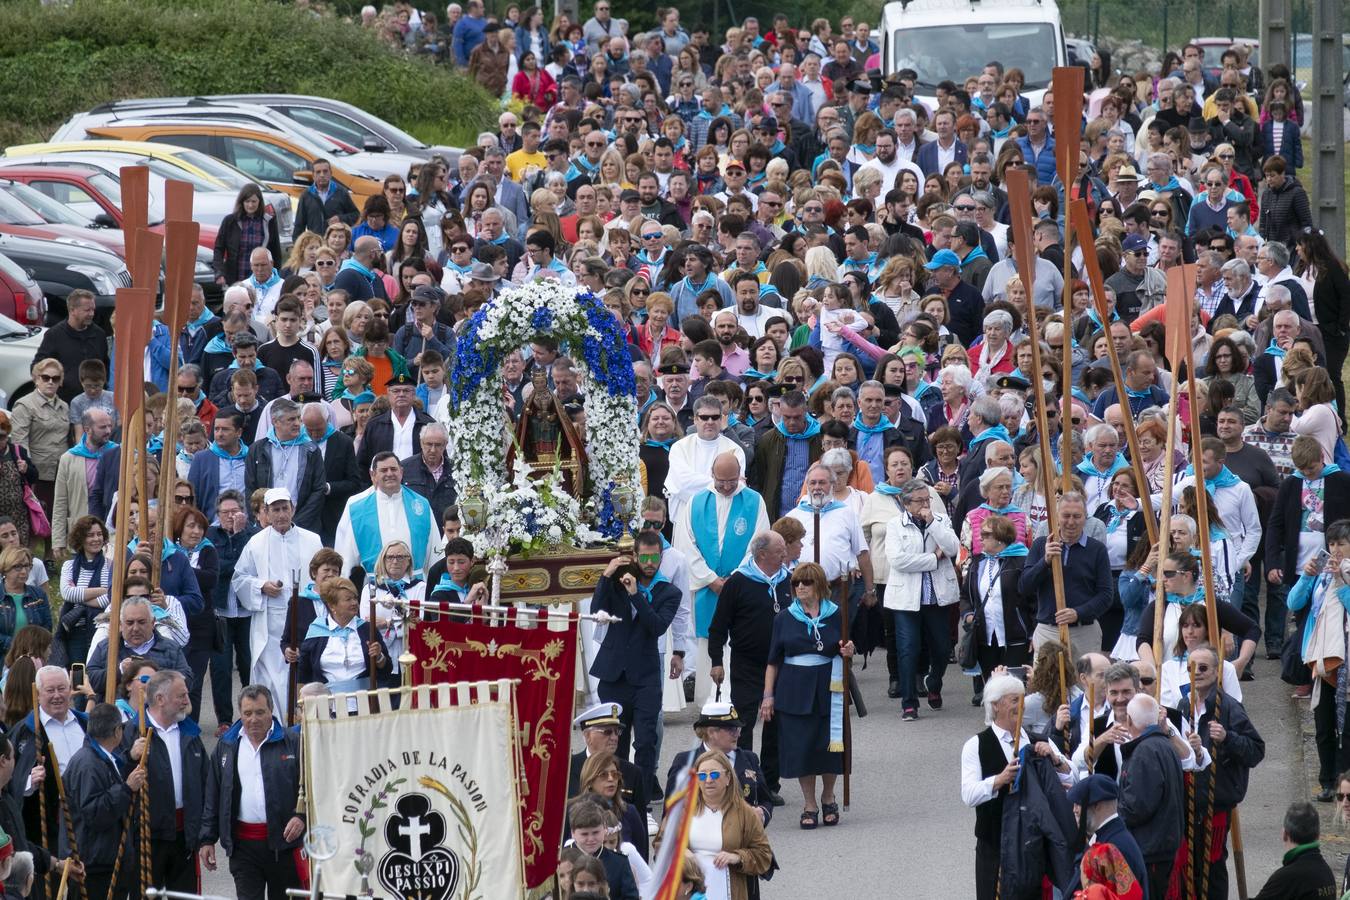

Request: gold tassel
left=827, top=740, right=844, bottom=752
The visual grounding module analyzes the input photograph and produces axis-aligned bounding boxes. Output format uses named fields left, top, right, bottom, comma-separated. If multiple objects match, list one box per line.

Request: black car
left=0, top=232, right=130, bottom=325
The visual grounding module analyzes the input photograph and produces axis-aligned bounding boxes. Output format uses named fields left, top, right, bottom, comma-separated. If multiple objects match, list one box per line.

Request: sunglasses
left=696, top=413, right=721, bottom=422
left=636, top=553, right=662, bottom=564
left=791, top=578, right=812, bottom=587
left=36, top=374, right=60, bottom=383
left=174, top=494, right=192, bottom=504
left=954, top=204, right=977, bottom=212
left=642, top=233, right=663, bottom=241
left=1218, top=153, right=1235, bottom=160
left=1161, top=569, right=1180, bottom=578
left=696, top=771, right=723, bottom=782
left=1191, top=664, right=1212, bottom=674
left=177, top=386, right=197, bottom=395
left=1338, top=793, right=1350, bottom=802
left=1139, top=676, right=1156, bottom=686
left=316, top=260, right=336, bottom=267
left=631, top=288, right=650, bottom=296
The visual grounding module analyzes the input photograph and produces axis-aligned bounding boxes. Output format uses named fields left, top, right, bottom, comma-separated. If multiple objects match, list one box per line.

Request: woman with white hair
left=804, top=245, right=840, bottom=289
left=970, top=309, right=1016, bottom=382
left=963, top=466, right=1029, bottom=552
left=930, top=364, right=974, bottom=433
left=819, top=447, right=867, bottom=517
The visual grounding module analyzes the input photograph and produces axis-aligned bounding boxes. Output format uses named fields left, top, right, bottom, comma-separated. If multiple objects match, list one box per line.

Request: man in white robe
left=672, top=452, right=769, bottom=707
left=230, top=487, right=323, bottom=720
left=663, top=396, right=745, bottom=522
left=335, top=450, right=442, bottom=580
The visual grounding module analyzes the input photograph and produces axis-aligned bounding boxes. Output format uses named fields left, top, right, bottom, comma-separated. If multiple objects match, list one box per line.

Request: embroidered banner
left=302, top=680, right=525, bottom=900
left=408, top=609, right=580, bottom=895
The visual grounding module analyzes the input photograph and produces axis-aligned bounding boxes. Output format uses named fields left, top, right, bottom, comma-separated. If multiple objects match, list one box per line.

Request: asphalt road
left=191, top=652, right=1307, bottom=899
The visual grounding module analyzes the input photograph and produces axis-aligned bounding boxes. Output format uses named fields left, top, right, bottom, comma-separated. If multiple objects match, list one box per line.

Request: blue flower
left=531, top=307, right=554, bottom=332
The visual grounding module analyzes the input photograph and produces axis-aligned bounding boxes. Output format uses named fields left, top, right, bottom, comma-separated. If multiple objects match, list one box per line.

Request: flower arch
left=443, top=280, right=642, bottom=552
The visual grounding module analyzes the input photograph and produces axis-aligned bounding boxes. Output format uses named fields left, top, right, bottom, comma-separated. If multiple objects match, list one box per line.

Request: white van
left=879, top=0, right=1067, bottom=106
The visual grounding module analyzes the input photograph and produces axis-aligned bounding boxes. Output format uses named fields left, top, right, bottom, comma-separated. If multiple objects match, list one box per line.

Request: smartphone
left=1006, top=665, right=1030, bottom=684
left=1314, top=549, right=1332, bottom=572
left=70, top=663, right=85, bottom=690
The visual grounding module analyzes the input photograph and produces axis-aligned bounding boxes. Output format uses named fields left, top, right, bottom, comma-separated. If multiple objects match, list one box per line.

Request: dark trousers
left=151, top=832, right=197, bottom=893
left=230, top=838, right=303, bottom=900
left=1144, top=859, right=1173, bottom=900
left=1098, top=577, right=1124, bottom=652
left=1328, top=337, right=1348, bottom=430
left=1242, top=564, right=1288, bottom=653
left=975, top=636, right=1030, bottom=683
left=186, top=643, right=213, bottom=723
left=894, top=606, right=952, bottom=708
left=82, top=866, right=132, bottom=900
left=730, top=673, right=779, bottom=792
left=211, top=615, right=252, bottom=722
left=1312, top=686, right=1350, bottom=788
left=975, top=836, right=999, bottom=900
left=598, top=676, right=661, bottom=796
left=880, top=585, right=898, bottom=678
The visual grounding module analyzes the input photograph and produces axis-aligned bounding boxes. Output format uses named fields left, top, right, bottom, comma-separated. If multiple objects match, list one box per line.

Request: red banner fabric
left=408, top=614, right=579, bottom=893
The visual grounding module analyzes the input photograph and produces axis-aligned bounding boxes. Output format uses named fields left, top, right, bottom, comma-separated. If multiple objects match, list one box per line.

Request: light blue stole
left=691, top=488, right=761, bottom=638
left=349, top=488, right=434, bottom=577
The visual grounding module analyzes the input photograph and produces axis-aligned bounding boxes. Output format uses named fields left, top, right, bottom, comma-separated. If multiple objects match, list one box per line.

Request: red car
left=0, top=162, right=218, bottom=250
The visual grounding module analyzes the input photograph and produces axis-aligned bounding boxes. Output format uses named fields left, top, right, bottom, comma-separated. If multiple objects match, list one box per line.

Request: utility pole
left=1311, top=0, right=1345, bottom=253
left=1257, top=0, right=1290, bottom=74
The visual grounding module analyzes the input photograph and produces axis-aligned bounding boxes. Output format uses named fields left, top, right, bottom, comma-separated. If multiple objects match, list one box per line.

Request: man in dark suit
left=567, top=703, right=649, bottom=813
left=300, top=402, right=364, bottom=545
left=1063, top=775, right=1148, bottom=897
left=187, top=410, right=248, bottom=523
left=1253, top=308, right=1325, bottom=406
left=914, top=108, right=967, bottom=176
left=243, top=398, right=327, bottom=532
left=8, top=666, right=88, bottom=873
left=589, top=532, right=681, bottom=797
left=1118, top=693, right=1184, bottom=900
left=664, top=701, right=775, bottom=823
left=746, top=390, right=823, bottom=521
left=357, top=374, right=436, bottom=476
left=65, top=702, right=143, bottom=900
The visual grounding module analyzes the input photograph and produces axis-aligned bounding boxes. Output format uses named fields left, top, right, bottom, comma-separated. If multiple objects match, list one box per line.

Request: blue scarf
left=979, top=502, right=1022, bottom=515
left=127, top=536, right=177, bottom=562
left=969, top=424, right=1012, bottom=448
left=68, top=437, right=117, bottom=460
left=305, top=615, right=367, bottom=642
left=565, top=156, right=600, bottom=181
left=786, top=598, right=844, bottom=750
left=680, top=274, right=717, bottom=296
left=1300, top=464, right=1342, bottom=481
left=691, top=488, right=761, bottom=636
left=1086, top=305, right=1121, bottom=333
left=960, top=245, right=989, bottom=266
left=203, top=332, right=233, bottom=356
left=444, top=259, right=473, bottom=275
left=851, top=413, right=892, bottom=435
left=842, top=253, right=877, bottom=273
left=309, top=423, right=337, bottom=444
left=742, top=368, right=774, bottom=381
left=1124, top=384, right=1155, bottom=401
left=776, top=417, right=821, bottom=440
left=997, top=543, right=1030, bottom=558
left=1264, top=339, right=1286, bottom=359
left=338, top=257, right=377, bottom=286
left=267, top=428, right=311, bottom=448
left=875, top=483, right=903, bottom=496
left=1103, top=502, right=1134, bottom=534
left=146, top=433, right=163, bottom=454
left=1183, top=464, right=1242, bottom=493
left=432, top=574, right=471, bottom=597
left=643, top=437, right=675, bottom=450
left=186, top=307, right=215, bottom=333
left=1076, top=453, right=1130, bottom=481
left=1150, top=174, right=1184, bottom=194
left=795, top=498, right=845, bottom=514
left=1166, top=587, right=1205, bottom=606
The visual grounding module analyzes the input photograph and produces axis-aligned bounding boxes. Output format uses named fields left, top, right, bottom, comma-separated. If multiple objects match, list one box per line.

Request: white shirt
left=236, top=734, right=268, bottom=824
left=269, top=441, right=302, bottom=502
left=960, top=723, right=1072, bottom=807
left=978, top=557, right=1006, bottom=646
left=786, top=504, right=867, bottom=582
left=40, top=708, right=85, bottom=773
left=148, top=712, right=185, bottom=809
left=391, top=409, right=417, bottom=461
left=1164, top=475, right=1262, bottom=570
left=664, top=434, right=745, bottom=522
left=673, top=487, right=770, bottom=593
left=319, top=614, right=368, bottom=684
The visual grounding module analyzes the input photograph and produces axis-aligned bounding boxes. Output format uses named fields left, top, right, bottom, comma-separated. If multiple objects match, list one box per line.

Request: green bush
left=0, top=0, right=498, bottom=149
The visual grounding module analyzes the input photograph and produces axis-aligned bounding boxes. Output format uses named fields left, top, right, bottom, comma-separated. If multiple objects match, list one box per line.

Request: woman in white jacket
left=884, top=479, right=960, bottom=721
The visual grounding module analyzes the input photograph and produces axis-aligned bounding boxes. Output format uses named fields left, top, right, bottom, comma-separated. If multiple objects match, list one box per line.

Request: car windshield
left=86, top=170, right=166, bottom=224
left=170, top=148, right=264, bottom=190
left=0, top=180, right=94, bottom=226
left=892, top=22, right=1058, bottom=90
left=0, top=188, right=46, bottom=226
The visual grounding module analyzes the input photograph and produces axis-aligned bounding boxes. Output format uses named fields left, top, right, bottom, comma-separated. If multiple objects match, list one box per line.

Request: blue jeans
left=893, top=606, right=952, bottom=708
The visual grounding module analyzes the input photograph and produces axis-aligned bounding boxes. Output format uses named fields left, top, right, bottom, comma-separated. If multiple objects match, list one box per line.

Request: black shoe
left=1316, top=786, right=1335, bottom=802
left=971, top=693, right=982, bottom=706
left=927, top=691, right=943, bottom=710
left=683, top=674, right=695, bottom=702
left=767, top=790, right=785, bottom=807
left=902, top=706, right=918, bottom=721
left=887, top=678, right=900, bottom=699
left=1240, top=667, right=1255, bottom=682
left=1266, top=649, right=1282, bottom=660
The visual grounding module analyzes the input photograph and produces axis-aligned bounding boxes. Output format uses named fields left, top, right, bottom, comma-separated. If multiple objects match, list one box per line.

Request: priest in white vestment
left=672, top=453, right=769, bottom=706
left=335, top=450, right=441, bottom=580
left=231, top=487, right=324, bottom=719
left=663, top=397, right=745, bottom=522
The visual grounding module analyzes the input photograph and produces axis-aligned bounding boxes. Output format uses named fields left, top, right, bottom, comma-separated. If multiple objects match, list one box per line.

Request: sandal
left=799, top=809, right=819, bottom=830
left=821, top=802, right=840, bottom=826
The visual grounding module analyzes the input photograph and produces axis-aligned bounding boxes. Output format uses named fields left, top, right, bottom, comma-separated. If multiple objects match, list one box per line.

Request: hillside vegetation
left=0, top=0, right=497, bottom=148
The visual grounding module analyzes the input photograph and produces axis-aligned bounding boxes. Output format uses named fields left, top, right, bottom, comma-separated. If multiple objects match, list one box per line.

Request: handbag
left=957, top=617, right=979, bottom=670
left=14, top=445, right=49, bottom=538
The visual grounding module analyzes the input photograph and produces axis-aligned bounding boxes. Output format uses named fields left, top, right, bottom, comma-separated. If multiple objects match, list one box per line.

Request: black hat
left=1187, top=116, right=1209, bottom=133
left=656, top=361, right=689, bottom=376
left=994, top=374, right=1031, bottom=392
left=849, top=80, right=872, bottom=95
left=411, top=285, right=443, bottom=306
left=695, top=700, right=743, bottom=729
left=757, top=115, right=779, bottom=131
left=1066, top=774, right=1119, bottom=806
left=763, top=382, right=788, bottom=399
left=290, top=392, right=320, bottom=405
left=387, top=373, right=416, bottom=387
left=619, top=188, right=641, bottom=203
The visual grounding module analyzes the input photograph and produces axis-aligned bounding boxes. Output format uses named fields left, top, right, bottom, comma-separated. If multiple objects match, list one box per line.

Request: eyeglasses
left=1217, top=153, right=1235, bottom=160
left=1338, top=792, right=1350, bottom=802
left=696, top=413, right=721, bottom=422
left=385, top=554, right=412, bottom=561
left=1191, top=664, right=1212, bottom=674
left=387, top=187, right=405, bottom=195
left=1139, top=676, right=1156, bottom=686
left=173, top=494, right=192, bottom=504
left=1161, top=569, right=1180, bottom=578
left=696, top=771, right=723, bottom=782
left=585, top=140, right=606, bottom=148
left=36, top=374, right=60, bottom=383
left=954, top=204, right=977, bottom=212
left=177, top=386, right=197, bottom=395
left=316, top=260, right=336, bottom=268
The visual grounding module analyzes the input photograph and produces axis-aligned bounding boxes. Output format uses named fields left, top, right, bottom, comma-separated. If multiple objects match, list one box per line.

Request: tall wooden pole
left=1069, top=199, right=1157, bottom=544
left=837, top=577, right=851, bottom=810
left=1052, top=66, right=1084, bottom=495
left=151, top=183, right=199, bottom=586
left=1007, top=169, right=1071, bottom=674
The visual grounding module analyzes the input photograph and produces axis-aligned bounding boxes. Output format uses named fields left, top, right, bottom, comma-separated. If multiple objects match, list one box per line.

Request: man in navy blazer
left=915, top=109, right=968, bottom=177
left=589, top=530, right=681, bottom=795
left=188, top=410, right=249, bottom=523
left=1063, top=775, right=1148, bottom=897
left=482, top=148, right=530, bottom=234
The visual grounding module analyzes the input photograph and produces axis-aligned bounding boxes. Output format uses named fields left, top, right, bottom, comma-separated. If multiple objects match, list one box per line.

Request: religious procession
left=0, top=0, right=1345, bottom=898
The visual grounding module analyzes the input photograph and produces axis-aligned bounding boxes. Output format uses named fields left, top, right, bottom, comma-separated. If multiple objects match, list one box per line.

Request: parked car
left=0, top=250, right=45, bottom=330
left=74, top=122, right=386, bottom=211
left=0, top=162, right=220, bottom=250
left=211, top=93, right=462, bottom=166
left=53, top=98, right=426, bottom=181
left=0, top=232, right=130, bottom=325
left=0, top=299, right=46, bottom=410
left=0, top=143, right=294, bottom=248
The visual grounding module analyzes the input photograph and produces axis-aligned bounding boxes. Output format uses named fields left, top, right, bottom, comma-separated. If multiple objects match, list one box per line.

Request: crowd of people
left=1, top=1, right=1349, bottom=899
